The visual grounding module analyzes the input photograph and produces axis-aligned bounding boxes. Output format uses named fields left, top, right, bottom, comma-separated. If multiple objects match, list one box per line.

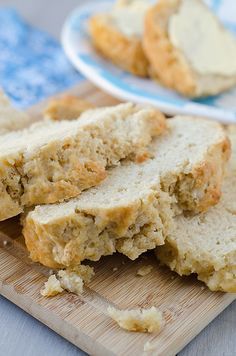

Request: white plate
left=62, top=0, right=236, bottom=124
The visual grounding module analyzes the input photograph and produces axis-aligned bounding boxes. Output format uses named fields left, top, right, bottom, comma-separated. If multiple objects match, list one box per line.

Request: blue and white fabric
left=0, top=8, right=83, bottom=108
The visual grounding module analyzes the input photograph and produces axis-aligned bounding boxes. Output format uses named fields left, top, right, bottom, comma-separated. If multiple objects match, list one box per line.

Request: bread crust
left=22, top=116, right=230, bottom=269
left=143, top=0, right=198, bottom=97
left=89, top=14, right=149, bottom=77
left=175, top=134, right=231, bottom=212
left=44, top=95, right=94, bottom=121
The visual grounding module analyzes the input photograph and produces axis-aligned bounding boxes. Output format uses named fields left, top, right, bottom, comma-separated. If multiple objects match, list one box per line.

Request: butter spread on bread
left=168, top=0, right=236, bottom=76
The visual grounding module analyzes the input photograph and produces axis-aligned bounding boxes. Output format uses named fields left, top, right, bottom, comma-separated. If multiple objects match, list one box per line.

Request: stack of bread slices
left=0, top=91, right=235, bottom=292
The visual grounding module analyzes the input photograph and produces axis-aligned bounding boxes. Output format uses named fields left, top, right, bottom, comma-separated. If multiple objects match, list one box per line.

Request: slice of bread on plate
left=0, top=90, right=32, bottom=134
left=89, top=0, right=153, bottom=77
left=22, top=116, right=230, bottom=269
left=0, top=103, right=165, bottom=221
left=143, top=0, right=236, bottom=97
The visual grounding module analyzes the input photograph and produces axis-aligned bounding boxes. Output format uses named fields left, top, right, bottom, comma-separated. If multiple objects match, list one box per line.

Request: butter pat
left=168, top=0, right=236, bottom=76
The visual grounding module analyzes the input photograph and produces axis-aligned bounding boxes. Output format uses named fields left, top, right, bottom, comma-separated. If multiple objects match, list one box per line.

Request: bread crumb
left=107, top=306, right=163, bottom=333
left=40, top=275, right=63, bottom=297
left=58, top=270, right=84, bottom=295
left=68, top=265, right=95, bottom=283
left=137, top=265, right=153, bottom=276
left=58, top=265, right=95, bottom=295
left=41, top=265, right=94, bottom=297
left=113, top=267, right=118, bottom=272
left=44, top=95, right=93, bottom=121
left=143, top=341, right=156, bottom=352
left=48, top=269, right=54, bottom=276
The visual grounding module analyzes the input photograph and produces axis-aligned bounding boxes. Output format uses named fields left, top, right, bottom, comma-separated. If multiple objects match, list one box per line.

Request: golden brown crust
left=89, top=14, right=149, bottom=77
left=177, top=135, right=231, bottom=213
left=24, top=215, right=61, bottom=268
left=195, top=137, right=231, bottom=211
left=146, top=108, right=167, bottom=136
left=143, top=0, right=198, bottom=96
left=44, top=95, right=94, bottom=121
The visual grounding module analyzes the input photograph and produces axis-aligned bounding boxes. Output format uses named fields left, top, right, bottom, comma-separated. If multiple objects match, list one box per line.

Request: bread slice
left=0, top=90, right=32, bottom=134
left=156, top=129, right=236, bottom=292
left=143, top=0, right=236, bottom=97
left=23, top=162, right=174, bottom=268
left=89, top=0, right=152, bottom=77
left=0, top=103, right=165, bottom=221
left=44, top=95, right=94, bottom=121
left=22, top=116, right=230, bottom=268
left=140, top=116, right=230, bottom=215
left=157, top=172, right=236, bottom=292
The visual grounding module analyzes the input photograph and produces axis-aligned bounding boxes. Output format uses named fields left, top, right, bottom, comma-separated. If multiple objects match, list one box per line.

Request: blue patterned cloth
left=0, top=8, right=84, bottom=108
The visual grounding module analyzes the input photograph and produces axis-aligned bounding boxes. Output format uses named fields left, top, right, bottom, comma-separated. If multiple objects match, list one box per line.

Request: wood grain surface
left=0, top=81, right=235, bottom=356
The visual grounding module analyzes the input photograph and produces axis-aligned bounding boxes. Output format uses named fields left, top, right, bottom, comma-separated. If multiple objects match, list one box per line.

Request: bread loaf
left=23, top=116, right=230, bottom=268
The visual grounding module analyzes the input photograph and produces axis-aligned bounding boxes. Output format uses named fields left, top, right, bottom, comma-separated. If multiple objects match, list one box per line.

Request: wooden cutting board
left=0, top=81, right=235, bottom=356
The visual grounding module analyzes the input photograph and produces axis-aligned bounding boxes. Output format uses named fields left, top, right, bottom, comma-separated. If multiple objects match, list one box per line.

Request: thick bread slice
left=23, top=161, right=173, bottom=268
left=156, top=130, right=236, bottom=292
left=148, top=116, right=230, bottom=213
left=143, top=0, right=236, bottom=97
left=156, top=172, right=236, bottom=292
left=0, top=90, right=32, bottom=134
left=89, top=0, right=152, bottom=77
left=0, top=103, right=165, bottom=221
left=23, top=116, right=230, bottom=268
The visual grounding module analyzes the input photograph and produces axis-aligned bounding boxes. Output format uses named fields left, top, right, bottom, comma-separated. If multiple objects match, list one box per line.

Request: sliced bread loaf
left=0, top=90, right=32, bottom=134
left=89, top=0, right=153, bottom=77
left=143, top=0, right=236, bottom=97
left=0, top=103, right=165, bottom=221
left=22, top=116, right=230, bottom=268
